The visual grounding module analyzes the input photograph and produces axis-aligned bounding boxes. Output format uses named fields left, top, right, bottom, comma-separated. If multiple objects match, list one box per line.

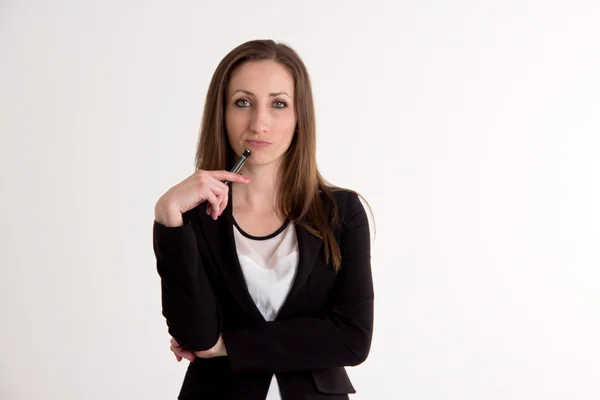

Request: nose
left=249, top=105, right=269, bottom=133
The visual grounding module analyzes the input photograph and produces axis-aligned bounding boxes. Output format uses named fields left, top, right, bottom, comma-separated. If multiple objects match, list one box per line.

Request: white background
left=1, top=1, right=599, bottom=399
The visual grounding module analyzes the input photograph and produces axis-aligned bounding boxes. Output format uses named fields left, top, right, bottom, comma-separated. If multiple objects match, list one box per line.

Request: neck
left=232, top=160, right=280, bottom=213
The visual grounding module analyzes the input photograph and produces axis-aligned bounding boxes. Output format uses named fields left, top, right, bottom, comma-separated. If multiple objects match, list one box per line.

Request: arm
left=222, top=192, right=374, bottom=373
left=153, top=217, right=221, bottom=351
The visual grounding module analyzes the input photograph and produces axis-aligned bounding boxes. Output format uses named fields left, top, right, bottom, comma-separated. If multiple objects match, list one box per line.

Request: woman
left=153, top=39, right=374, bottom=400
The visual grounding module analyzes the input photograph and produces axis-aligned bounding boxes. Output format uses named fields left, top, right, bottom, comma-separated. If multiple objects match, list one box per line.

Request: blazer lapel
left=196, top=189, right=324, bottom=322
left=196, top=197, right=266, bottom=323
left=276, top=222, right=323, bottom=319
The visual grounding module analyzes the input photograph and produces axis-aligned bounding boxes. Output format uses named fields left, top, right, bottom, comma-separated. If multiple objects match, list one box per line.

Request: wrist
left=155, top=201, right=183, bottom=227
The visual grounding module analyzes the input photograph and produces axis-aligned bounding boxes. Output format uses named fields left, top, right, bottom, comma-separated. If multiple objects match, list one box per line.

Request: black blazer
left=153, top=188, right=374, bottom=400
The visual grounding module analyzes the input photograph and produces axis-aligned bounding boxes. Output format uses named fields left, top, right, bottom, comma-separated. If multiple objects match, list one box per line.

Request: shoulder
left=321, top=186, right=364, bottom=211
left=319, top=186, right=368, bottom=230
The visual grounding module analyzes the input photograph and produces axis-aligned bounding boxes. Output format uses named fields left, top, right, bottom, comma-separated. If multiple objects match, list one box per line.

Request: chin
left=248, top=153, right=285, bottom=167
left=246, top=157, right=275, bottom=167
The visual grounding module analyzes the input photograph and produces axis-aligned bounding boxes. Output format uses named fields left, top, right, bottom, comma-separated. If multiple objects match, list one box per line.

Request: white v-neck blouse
left=232, top=217, right=299, bottom=400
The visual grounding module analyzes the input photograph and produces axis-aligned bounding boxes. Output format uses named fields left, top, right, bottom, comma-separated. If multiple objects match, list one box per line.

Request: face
left=225, top=60, right=297, bottom=167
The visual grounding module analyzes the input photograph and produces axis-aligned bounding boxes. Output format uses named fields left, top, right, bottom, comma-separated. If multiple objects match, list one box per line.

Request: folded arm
left=222, top=192, right=374, bottom=373
left=153, top=219, right=221, bottom=351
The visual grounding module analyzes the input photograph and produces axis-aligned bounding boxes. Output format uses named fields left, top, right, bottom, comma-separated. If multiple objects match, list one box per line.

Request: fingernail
left=242, top=177, right=249, bottom=182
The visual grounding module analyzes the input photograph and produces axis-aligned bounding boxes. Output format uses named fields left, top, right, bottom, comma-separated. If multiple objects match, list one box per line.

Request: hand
left=194, top=334, right=227, bottom=359
left=170, top=337, right=195, bottom=362
left=155, top=170, right=249, bottom=226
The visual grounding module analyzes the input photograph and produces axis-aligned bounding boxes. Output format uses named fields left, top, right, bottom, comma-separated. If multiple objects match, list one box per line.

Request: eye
left=273, top=100, right=287, bottom=109
left=234, top=99, right=251, bottom=107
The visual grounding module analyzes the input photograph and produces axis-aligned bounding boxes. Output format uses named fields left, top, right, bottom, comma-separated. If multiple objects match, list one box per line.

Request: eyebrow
left=231, top=89, right=292, bottom=99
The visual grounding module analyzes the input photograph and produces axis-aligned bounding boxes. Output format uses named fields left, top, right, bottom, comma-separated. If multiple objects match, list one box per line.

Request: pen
left=222, top=148, right=251, bottom=186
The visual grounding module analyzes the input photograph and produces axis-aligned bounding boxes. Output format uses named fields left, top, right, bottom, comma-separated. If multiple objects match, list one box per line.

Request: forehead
left=227, top=60, right=294, bottom=95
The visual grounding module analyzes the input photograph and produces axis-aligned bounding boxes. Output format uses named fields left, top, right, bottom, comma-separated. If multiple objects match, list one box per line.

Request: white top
left=233, top=218, right=299, bottom=400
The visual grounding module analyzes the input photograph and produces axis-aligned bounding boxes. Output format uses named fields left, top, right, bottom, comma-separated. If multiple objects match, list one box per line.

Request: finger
left=198, top=171, right=229, bottom=219
left=178, top=349, right=195, bottom=362
left=218, top=193, right=228, bottom=216
left=170, top=339, right=181, bottom=353
left=204, top=181, right=228, bottom=217
left=214, top=181, right=231, bottom=217
left=200, top=178, right=228, bottom=219
left=210, top=193, right=228, bottom=219
left=207, top=175, right=230, bottom=196
left=201, top=189, right=220, bottom=220
left=171, top=342, right=194, bottom=362
left=207, top=170, right=249, bottom=184
left=195, top=170, right=230, bottom=191
left=207, top=195, right=228, bottom=218
left=171, top=344, right=181, bottom=362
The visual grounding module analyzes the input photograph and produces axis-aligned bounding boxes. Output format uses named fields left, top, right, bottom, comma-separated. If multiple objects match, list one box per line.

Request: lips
left=246, top=140, right=271, bottom=144
left=246, top=140, right=272, bottom=148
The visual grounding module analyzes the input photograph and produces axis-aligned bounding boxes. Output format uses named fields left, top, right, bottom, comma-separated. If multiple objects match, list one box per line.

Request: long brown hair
left=195, top=39, right=373, bottom=271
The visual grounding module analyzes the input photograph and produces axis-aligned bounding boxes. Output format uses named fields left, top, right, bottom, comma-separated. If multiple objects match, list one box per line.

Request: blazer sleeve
left=153, top=218, right=221, bottom=351
left=222, top=192, right=374, bottom=373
